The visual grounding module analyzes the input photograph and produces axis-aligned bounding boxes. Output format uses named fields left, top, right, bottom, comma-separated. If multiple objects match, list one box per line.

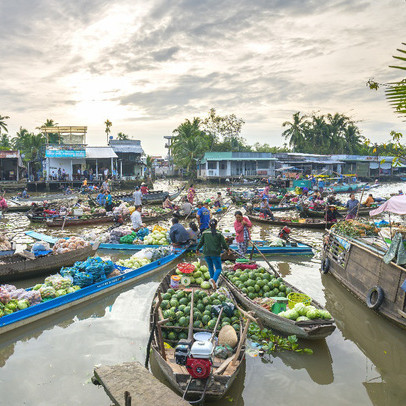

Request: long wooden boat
left=252, top=205, right=296, bottom=213
left=0, top=243, right=99, bottom=282
left=0, top=249, right=186, bottom=335
left=46, top=214, right=116, bottom=227
left=232, top=195, right=280, bottom=205
left=321, top=230, right=406, bottom=330
left=150, top=267, right=246, bottom=402
left=142, top=211, right=173, bottom=224
left=248, top=214, right=334, bottom=230
left=220, top=267, right=336, bottom=339
left=298, top=205, right=376, bottom=218
left=326, top=183, right=366, bottom=194
left=5, top=204, right=32, bottom=213
left=117, top=187, right=185, bottom=205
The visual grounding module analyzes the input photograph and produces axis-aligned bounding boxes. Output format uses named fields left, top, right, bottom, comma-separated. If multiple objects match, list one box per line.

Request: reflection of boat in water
left=322, top=274, right=406, bottom=405
left=271, top=339, right=334, bottom=385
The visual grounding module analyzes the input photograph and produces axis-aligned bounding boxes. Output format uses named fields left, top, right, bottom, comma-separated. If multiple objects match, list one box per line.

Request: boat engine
left=175, top=340, right=213, bottom=380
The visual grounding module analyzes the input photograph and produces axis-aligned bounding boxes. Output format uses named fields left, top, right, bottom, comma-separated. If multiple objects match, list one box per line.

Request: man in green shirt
left=196, top=219, right=230, bottom=289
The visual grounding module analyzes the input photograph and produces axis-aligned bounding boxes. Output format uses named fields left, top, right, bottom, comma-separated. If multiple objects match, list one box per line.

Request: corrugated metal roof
left=109, top=140, right=144, bottom=154
left=86, top=147, right=117, bottom=159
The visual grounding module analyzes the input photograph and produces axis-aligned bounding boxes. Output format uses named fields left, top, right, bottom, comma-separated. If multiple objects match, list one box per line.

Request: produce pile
left=0, top=234, right=12, bottom=251
left=176, top=261, right=211, bottom=289
left=113, top=203, right=130, bottom=217
left=0, top=275, right=82, bottom=318
left=116, top=246, right=172, bottom=268
left=119, top=227, right=150, bottom=244
left=161, top=288, right=241, bottom=344
left=109, top=226, right=133, bottom=244
left=279, top=302, right=332, bottom=321
left=143, top=207, right=170, bottom=217
left=223, top=267, right=292, bottom=300
left=82, top=230, right=110, bottom=244
left=52, top=237, right=90, bottom=254
left=59, top=257, right=116, bottom=287
left=333, top=220, right=379, bottom=237
left=143, top=226, right=170, bottom=245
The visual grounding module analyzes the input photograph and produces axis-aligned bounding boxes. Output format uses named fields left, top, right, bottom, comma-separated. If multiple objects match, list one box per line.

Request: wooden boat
left=231, top=195, right=281, bottom=205
left=321, top=230, right=406, bottom=330
left=220, top=267, right=336, bottom=339
left=46, top=214, right=116, bottom=227
left=149, top=267, right=247, bottom=402
left=0, top=243, right=99, bottom=282
left=252, top=205, right=296, bottom=213
left=142, top=210, right=173, bottom=224
left=297, top=205, right=376, bottom=218
left=5, top=204, right=32, bottom=213
left=0, top=242, right=16, bottom=257
left=0, top=249, right=186, bottom=334
left=248, top=214, right=334, bottom=230
left=116, top=187, right=185, bottom=205
left=326, top=183, right=366, bottom=194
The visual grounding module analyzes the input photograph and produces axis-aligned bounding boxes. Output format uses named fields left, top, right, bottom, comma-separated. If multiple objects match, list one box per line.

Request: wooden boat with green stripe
left=220, top=267, right=336, bottom=339
left=248, top=214, right=334, bottom=229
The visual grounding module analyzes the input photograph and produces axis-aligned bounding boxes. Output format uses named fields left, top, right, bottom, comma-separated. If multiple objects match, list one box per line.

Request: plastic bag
left=32, top=241, right=51, bottom=253
left=0, top=287, right=11, bottom=304
left=214, top=344, right=233, bottom=359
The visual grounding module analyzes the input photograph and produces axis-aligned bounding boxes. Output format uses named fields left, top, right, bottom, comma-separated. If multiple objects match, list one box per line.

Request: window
left=208, top=161, right=217, bottom=169
left=257, top=161, right=269, bottom=169
left=220, top=162, right=227, bottom=170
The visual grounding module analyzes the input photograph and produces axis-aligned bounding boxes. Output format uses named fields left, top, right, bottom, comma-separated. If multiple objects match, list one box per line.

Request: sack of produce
left=0, top=287, right=11, bottom=304
left=32, top=241, right=51, bottom=253
left=39, top=286, right=57, bottom=299
left=214, top=344, right=233, bottom=359
left=73, top=272, right=94, bottom=288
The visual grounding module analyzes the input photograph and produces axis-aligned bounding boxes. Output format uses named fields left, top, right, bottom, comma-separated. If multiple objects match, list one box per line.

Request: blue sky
left=1, top=0, right=405, bottom=154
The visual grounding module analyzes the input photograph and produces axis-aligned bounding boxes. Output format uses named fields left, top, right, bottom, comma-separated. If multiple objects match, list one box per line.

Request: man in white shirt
left=131, top=206, right=145, bottom=231
left=133, top=186, right=143, bottom=206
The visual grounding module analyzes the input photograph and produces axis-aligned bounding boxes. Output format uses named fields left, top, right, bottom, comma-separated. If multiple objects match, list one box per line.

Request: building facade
left=109, top=139, right=144, bottom=178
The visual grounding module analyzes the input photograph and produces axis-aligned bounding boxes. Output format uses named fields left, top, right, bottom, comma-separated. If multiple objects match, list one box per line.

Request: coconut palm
left=105, top=119, right=112, bottom=144
left=38, top=119, right=60, bottom=144
left=0, top=115, right=10, bottom=135
left=282, top=112, right=308, bottom=151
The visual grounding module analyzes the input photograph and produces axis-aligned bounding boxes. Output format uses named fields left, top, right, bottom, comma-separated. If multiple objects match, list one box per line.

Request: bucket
left=170, top=275, right=181, bottom=289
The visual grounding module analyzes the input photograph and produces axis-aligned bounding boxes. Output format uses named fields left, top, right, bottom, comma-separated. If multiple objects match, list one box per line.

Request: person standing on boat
left=0, top=196, right=8, bottom=212
left=196, top=218, right=230, bottom=290
left=96, top=191, right=106, bottom=206
left=169, top=217, right=190, bottom=246
left=234, top=210, right=252, bottom=256
left=196, top=201, right=211, bottom=232
left=133, top=186, right=142, bottom=206
left=131, top=205, right=145, bottom=231
left=187, top=184, right=196, bottom=204
left=345, top=193, right=359, bottom=219
left=260, top=198, right=275, bottom=220
left=105, top=190, right=113, bottom=212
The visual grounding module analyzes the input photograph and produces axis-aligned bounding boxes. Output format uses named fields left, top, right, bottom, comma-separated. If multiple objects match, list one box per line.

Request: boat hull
left=248, top=214, right=333, bottom=229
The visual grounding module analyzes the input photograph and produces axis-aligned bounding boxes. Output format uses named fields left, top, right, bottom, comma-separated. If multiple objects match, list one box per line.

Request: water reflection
left=322, top=274, right=406, bottom=406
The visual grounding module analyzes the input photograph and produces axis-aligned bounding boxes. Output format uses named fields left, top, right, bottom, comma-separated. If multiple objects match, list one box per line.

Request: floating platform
left=93, top=362, right=189, bottom=406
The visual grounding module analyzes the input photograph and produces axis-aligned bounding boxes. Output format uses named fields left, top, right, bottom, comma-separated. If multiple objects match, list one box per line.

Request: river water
left=0, top=180, right=405, bottom=405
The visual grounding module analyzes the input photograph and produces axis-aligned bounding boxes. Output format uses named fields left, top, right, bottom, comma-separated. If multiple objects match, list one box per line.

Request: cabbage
left=195, top=277, right=203, bottom=285
left=201, top=281, right=210, bottom=289
left=294, top=303, right=306, bottom=315
left=17, top=299, right=30, bottom=310
left=296, top=316, right=310, bottom=322
left=306, top=308, right=319, bottom=319
left=278, top=311, right=288, bottom=318
left=200, top=265, right=208, bottom=272
left=318, top=310, right=332, bottom=319
left=286, top=310, right=299, bottom=320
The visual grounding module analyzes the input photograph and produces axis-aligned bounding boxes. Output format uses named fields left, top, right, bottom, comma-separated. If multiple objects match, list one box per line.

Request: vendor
left=279, top=226, right=291, bottom=241
left=196, top=201, right=211, bottom=232
left=214, top=192, right=223, bottom=208
left=260, top=197, right=275, bottom=220
left=133, top=186, right=142, bottom=206
left=0, top=196, right=8, bottom=211
left=105, top=191, right=113, bottom=212
left=363, top=194, right=375, bottom=207
left=345, top=193, right=359, bottom=220
left=131, top=205, right=145, bottom=231
left=162, top=196, right=174, bottom=210
left=180, top=197, right=193, bottom=216
left=325, top=205, right=342, bottom=223
left=96, top=191, right=106, bottom=206
left=187, top=222, right=199, bottom=243
left=169, top=217, right=190, bottom=245
left=140, top=183, right=149, bottom=195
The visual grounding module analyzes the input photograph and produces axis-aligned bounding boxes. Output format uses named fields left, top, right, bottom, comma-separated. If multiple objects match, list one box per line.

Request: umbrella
left=369, top=195, right=406, bottom=216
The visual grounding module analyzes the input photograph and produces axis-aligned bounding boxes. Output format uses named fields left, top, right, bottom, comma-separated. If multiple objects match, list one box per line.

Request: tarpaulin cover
left=369, top=195, right=406, bottom=216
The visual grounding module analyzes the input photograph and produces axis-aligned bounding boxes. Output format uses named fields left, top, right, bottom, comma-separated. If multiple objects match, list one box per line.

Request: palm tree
left=282, top=112, right=308, bottom=151
left=117, top=132, right=129, bottom=140
left=0, top=115, right=10, bottom=135
left=343, top=125, right=363, bottom=154
left=105, top=119, right=112, bottom=144
left=171, top=118, right=210, bottom=178
left=38, top=119, right=60, bottom=144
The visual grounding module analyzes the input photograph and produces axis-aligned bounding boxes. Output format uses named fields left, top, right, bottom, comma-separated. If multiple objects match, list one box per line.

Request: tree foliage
left=0, top=115, right=10, bottom=135
left=117, top=132, right=129, bottom=140
left=11, top=127, right=46, bottom=169
left=38, top=119, right=60, bottom=144
left=282, top=112, right=365, bottom=154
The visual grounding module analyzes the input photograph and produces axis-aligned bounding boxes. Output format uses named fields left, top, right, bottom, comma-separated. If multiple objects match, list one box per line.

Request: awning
left=86, top=147, right=117, bottom=159
left=370, top=195, right=406, bottom=216
left=275, top=166, right=303, bottom=171
left=370, top=162, right=392, bottom=170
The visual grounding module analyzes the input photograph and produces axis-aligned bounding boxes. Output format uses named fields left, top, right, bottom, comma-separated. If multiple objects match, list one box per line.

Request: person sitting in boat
left=260, top=198, right=275, bottom=220
left=180, top=197, right=192, bottom=216
left=162, top=196, right=174, bottom=210
left=131, top=205, right=145, bottom=231
left=345, top=193, right=359, bottom=220
left=278, top=226, right=291, bottom=242
left=327, top=192, right=340, bottom=206
left=196, top=218, right=230, bottom=290
left=214, top=192, right=223, bottom=208
left=0, top=196, right=8, bottom=211
left=325, top=205, right=341, bottom=223
left=96, top=191, right=106, bottom=206
left=105, top=191, right=113, bottom=212
left=187, top=222, right=199, bottom=243
left=140, top=183, right=149, bottom=195
left=82, top=178, right=88, bottom=188
left=187, top=184, right=196, bottom=204
left=169, top=217, right=190, bottom=246
left=21, top=188, right=29, bottom=198
left=363, top=194, right=375, bottom=207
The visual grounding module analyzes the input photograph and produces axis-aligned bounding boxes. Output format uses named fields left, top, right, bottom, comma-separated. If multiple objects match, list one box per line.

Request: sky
left=1, top=0, right=405, bottom=156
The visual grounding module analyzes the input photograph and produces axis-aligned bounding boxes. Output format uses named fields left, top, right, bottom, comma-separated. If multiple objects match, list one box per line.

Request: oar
left=355, top=185, right=366, bottom=221
left=249, top=240, right=281, bottom=277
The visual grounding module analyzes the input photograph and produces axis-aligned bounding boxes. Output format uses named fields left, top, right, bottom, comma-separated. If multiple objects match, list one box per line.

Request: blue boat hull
left=0, top=250, right=184, bottom=334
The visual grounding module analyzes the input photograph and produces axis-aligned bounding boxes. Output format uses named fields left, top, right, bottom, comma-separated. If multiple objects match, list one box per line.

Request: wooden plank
left=94, top=362, right=189, bottom=406
left=25, top=231, right=59, bottom=244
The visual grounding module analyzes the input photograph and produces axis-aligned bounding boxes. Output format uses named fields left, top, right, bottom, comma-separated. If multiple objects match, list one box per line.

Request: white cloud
left=0, top=0, right=405, bottom=154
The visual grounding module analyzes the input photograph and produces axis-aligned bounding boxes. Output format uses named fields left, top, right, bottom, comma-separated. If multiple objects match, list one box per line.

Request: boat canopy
left=369, top=195, right=406, bottom=216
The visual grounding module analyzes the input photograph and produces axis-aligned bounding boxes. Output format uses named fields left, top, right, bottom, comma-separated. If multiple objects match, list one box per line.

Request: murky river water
left=0, top=180, right=405, bottom=405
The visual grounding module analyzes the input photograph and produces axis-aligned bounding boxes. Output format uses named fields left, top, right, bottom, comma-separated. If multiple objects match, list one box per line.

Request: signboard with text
left=45, top=150, right=86, bottom=158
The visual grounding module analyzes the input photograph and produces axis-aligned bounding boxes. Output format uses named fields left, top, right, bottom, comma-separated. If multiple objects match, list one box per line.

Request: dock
left=93, top=362, right=189, bottom=406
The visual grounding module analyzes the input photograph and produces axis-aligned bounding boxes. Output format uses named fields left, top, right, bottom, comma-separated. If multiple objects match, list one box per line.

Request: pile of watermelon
left=160, top=288, right=240, bottom=343
left=223, top=267, right=292, bottom=301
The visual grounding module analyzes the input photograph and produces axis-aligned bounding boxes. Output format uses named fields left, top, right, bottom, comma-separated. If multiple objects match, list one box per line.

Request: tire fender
left=366, top=286, right=384, bottom=310
left=321, top=257, right=330, bottom=274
